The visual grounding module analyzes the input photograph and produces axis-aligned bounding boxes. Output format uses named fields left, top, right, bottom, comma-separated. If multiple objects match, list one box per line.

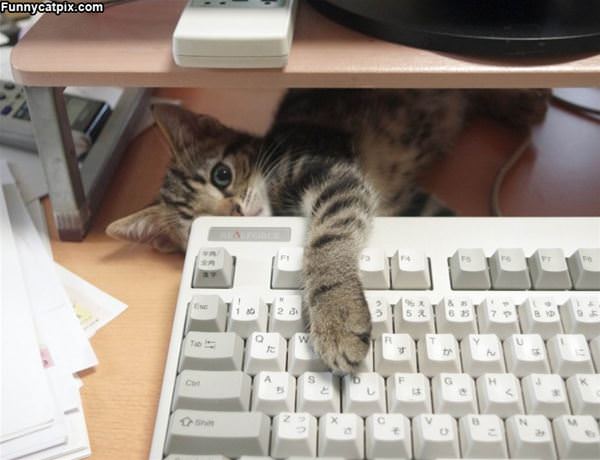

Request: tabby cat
left=107, top=89, right=549, bottom=374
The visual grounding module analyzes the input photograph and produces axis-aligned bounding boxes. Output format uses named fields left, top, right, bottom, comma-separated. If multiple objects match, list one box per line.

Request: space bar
left=165, top=409, right=270, bottom=457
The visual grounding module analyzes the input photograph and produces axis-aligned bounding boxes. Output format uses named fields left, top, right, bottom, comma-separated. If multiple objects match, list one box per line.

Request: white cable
left=490, top=133, right=532, bottom=217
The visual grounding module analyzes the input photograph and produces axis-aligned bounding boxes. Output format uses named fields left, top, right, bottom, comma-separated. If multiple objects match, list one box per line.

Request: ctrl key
left=165, top=410, right=270, bottom=457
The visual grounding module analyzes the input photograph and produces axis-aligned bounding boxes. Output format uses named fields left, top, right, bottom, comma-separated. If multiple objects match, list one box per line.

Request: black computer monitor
left=308, top=0, right=600, bottom=57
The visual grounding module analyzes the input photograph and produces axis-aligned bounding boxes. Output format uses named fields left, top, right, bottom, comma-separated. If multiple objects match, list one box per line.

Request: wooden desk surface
left=12, top=0, right=600, bottom=88
left=48, top=88, right=599, bottom=459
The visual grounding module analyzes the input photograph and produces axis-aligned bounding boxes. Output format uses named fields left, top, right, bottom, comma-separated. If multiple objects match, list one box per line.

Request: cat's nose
left=231, top=203, right=244, bottom=216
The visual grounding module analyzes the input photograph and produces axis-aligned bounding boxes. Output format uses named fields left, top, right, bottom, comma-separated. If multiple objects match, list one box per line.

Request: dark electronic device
left=307, top=0, right=600, bottom=57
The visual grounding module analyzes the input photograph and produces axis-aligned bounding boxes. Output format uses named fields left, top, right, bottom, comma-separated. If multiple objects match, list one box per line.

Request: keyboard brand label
left=208, top=227, right=291, bottom=242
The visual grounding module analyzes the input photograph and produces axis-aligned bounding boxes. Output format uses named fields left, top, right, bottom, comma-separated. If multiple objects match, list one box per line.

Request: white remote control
left=172, top=0, right=298, bottom=68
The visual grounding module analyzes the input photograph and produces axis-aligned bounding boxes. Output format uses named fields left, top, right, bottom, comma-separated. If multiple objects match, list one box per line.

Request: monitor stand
left=307, top=0, right=600, bottom=57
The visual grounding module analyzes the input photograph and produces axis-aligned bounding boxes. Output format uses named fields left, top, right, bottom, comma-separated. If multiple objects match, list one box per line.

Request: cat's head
left=106, top=104, right=272, bottom=252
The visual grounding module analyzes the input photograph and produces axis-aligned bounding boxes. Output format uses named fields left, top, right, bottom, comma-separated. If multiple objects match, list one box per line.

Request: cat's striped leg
left=298, top=162, right=379, bottom=374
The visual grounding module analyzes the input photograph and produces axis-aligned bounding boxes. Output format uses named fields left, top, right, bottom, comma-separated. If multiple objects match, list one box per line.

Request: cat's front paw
left=308, top=280, right=372, bottom=374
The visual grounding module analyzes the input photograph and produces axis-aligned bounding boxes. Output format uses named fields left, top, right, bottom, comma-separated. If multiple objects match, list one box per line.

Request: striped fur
left=107, top=89, right=550, bottom=373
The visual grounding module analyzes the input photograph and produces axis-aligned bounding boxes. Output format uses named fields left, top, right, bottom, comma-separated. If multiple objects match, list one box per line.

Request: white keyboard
left=149, top=217, right=600, bottom=460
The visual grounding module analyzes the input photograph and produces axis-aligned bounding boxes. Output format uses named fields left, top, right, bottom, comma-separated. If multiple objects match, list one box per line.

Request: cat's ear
left=106, top=204, right=181, bottom=253
left=151, top=104, right=228, bottom=156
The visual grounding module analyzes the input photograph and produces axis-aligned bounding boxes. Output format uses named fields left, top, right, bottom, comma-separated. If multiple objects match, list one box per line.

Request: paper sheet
left=56, top=265, right=127, bottom=338
left=0, top=168, right=57, bottom=443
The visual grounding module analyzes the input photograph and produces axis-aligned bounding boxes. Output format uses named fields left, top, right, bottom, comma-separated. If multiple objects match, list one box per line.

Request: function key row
left=185, top=294, right=600, bottom=340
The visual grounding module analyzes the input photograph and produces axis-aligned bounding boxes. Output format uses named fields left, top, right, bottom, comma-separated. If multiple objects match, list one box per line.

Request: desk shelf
left=11, top=0, right=600, bottom=88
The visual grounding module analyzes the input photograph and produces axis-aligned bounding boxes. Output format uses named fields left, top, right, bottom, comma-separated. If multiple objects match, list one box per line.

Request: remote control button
left=165, top=410, right=270, bottom=457
left=450, top=249, right=491, bottom=290
left=192, top=247, right=234, bottom=288
left=489, top=248, right=531, bottom=289
left=272, top=247, right=303, bottom=289
left=568, top=248, right=600, bottom=290
left=390, top=250, right=431, bottom=289
left=529, top=248, right=572, bottom=290
left=172, top=370, right=251, bottom=412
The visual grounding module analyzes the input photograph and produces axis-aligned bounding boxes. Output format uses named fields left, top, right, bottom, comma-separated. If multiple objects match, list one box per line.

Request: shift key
left=165, top=410, right=270, bottom=457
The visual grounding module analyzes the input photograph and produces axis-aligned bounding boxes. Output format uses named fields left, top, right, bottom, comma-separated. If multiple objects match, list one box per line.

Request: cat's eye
left=210, top=163, right=233, bottom=189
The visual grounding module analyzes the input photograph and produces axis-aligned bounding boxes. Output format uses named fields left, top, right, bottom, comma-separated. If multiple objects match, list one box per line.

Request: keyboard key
left=172, top=370, right=251, bottom=411
left=271, top=247, right=303, bottom=289
left=519, top=297, right=563, bottom=339
left=288, top=333, right=328, bottom=375
left=165, top=455, right=230, bottom=460
left=271, top=413, right=317, bottom=458
left=592, top=336, right=600, bottom=369
left=269, top=294, right=304, bottom=338
left=449, top=248, right=491, bottom=290
left=365, top=413, right=412, bottom=459
left=567, top=374, right=600, bottom=418
left=186, top=295, right=227, bottom=333
left=165, top=410, right=270, bottom=457
left=244, top=332, right=287, bottom=375
left=390, top=249, right=431, bottom=289
left=394, top=297, right=435, bottom=339
left=560, top=297, right=600, bottom=339
left=367, top=297, right=393, bottom=338
left=179, top=332, right=243, bottom=371
left=251, top=371, right=295, bottom=415
left=461, top=334, right=505, bottom=377
left=418, top=333, right=462, bottom=376
left=436, top=297, right=478, bottom=339
left=529, top=248, right=572, bottom=290
left=547, top=334, right=594, bottom=376
left=296, top=372, right=340, bottom=415
left=478, top=297, right=520, bottom=339
left=506, top=414, right=556, bottom=460
left=387, top=373, right=432, bottom=416
left=504, top=334, right=550, bottom=377
left=318, top=413, right=364, bottom=458
left=358, top=248, right=390, bottom=289
left=413, top=414, right=460, bottom=460
left=459, top=414, right=508, bottom=458
left=553, top=415, right=600, bottom=459
left=477, top=373, right=524, bottom=418
left=522, top=374, right=570, bottom=418
left=432, top=373, right=477, bottom=417
left=342, top=372, right=386, bottom=416
left=489, top=248, right=531, bottom=290
left=568, top=249, right=600, bottom=290
left=228, top=295, right=268, bottom=338
left=192, top=247, right=234, bottom=288
left=374, top=333, right=416, bottom=376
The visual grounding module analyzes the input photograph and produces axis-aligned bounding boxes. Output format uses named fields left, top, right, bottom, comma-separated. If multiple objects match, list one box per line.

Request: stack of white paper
left=0, top=161, right=127, bottom=460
